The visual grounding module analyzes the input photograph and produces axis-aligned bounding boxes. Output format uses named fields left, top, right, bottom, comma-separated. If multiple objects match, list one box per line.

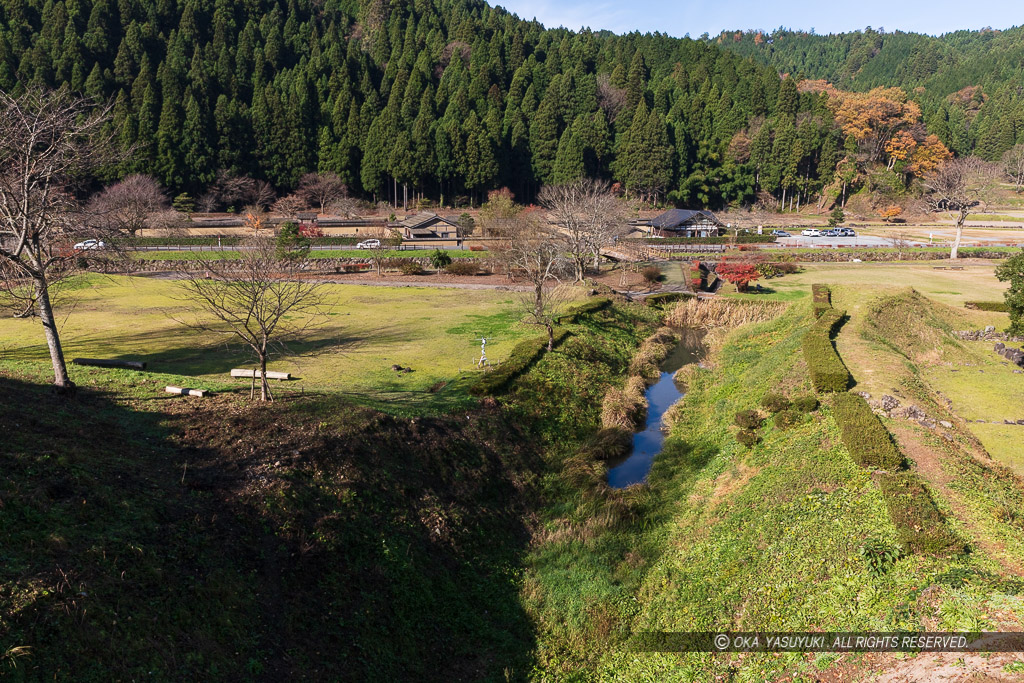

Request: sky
left=493, top=0, right=1021, bottom=38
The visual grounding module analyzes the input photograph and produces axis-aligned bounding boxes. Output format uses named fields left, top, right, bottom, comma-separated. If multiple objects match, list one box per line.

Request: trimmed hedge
left=877, top=472, right=965, bottom=556
left=965, top=301, right=1010, bottom=312
left=644, top=292, right=695, bottom=308
left=832, top=393, right=905, bottom=470
left=469, top=329, right=571, bottom=396
left=802, top=309, right=850, bottom=392
left=812, top=284, right=832, bottom=318
left=557, top=297, right=611, bottom=324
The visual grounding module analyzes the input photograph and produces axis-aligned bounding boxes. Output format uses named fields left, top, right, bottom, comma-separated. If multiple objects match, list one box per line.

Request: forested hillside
left=715, top=27, right=1024, bottom=161
left=0, top=0, right=867, bottom=209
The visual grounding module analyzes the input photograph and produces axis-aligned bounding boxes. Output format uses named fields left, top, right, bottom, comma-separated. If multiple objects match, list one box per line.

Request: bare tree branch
left=538, top=178, right=628, bottom=282
left=174, top=234, right=330, bottom=401
left=0, top=86, right=118, bottom=391
left=923, top=157, right=999, bottom=259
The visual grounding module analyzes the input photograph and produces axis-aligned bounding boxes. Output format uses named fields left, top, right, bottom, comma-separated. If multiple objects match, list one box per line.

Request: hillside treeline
left=716, top=27, right=1024, bottom=163
left=0, top=0, right=981, bottom=209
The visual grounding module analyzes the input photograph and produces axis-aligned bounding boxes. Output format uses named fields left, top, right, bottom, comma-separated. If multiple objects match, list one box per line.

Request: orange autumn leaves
left=884, top=131, right=951, bottom=175
left=800, top=81, right=952, bottom=176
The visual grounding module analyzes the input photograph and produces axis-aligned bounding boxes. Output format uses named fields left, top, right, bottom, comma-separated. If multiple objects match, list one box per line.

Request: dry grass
left=666, top=298, right=789, bottom=329
left=600, top=375, right=647, bottom=430
left=628, top=326, right=678, bottom=382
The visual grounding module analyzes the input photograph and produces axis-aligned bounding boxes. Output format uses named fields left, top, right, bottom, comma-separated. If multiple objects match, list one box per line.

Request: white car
left=73, top=239, right=106, bottom=250
left=355, top=239, right=381, bottom=249
left=801, top=229, right=821, bottom=237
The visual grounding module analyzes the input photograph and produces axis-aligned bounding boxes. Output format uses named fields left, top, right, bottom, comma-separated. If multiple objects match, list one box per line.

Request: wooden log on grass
left=165, top=386, right=207, bottom=397
left=230, top=368, right=292, bottom=380
left=73, top=358, right=147, bottom=371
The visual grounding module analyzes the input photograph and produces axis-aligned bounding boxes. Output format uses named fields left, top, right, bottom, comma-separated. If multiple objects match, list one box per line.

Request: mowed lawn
left=0, top=275, right=536, bottom=405
left=735, top=260, right=1011, bottom=322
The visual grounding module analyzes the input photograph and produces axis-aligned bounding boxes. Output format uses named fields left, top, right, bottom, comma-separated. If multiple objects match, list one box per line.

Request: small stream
left=606, top=329, right=706, bottom=488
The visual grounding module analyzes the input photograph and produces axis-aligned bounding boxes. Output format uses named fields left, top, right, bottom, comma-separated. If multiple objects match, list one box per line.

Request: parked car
left=801, top=229, right=821, bottom=237
left=821, top=229, right=840, bottom=237
left=838, top=228, right=857, bottom=237
left=73, top=239, right=106, bottom=250
left=770, top=230, right=791, bottom=237
left=355, top=239, right=381, bottom=249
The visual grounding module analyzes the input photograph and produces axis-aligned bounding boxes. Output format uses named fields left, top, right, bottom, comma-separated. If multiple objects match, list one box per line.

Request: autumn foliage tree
left=715, top=257, right=761, bottom=292
left=879, top=205, right=903, bottom=222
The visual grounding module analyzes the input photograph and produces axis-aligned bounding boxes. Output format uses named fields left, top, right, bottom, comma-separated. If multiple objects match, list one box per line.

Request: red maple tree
left=716, top=258, right=761, bottom=292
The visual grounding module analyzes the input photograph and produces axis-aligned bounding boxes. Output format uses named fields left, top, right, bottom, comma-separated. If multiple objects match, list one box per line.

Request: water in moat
left=606, top=329, right=706, bottom=488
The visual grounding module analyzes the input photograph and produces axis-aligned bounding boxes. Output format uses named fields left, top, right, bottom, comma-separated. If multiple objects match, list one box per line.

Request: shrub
left=736, top=429, right=761, bottom=448
left=858, top=539, right=903, bottom=576
left=641, top=266, right=662, bottom=284
left=832, top=393, right=905, bottom=470
left=468, top=245, right=485, bottom=251
left=964, top=301, right=1009, bottom=312
left=734, top=410, right=763, bottom=430
left=773, top=409, right=802, bottom=430
left=429, top=249, right=452, bottom=270
left=877, top=472, right=965, bottom=555
left=398, top=260, right=423, bottom=275
left=791, top=394, right=820, bottom=412
left=469, top=330, right=571, bottom=396
left=774, top=262, right=800, bottom=275
left=761, top=392, right=791, bottom=413
left=802, top=309, right=850, bottom=392
left=755, top=262, right=779, bottom=278
left=445, top=260, right=480, bottom=276
left=716, top=259, right=760, bottom=291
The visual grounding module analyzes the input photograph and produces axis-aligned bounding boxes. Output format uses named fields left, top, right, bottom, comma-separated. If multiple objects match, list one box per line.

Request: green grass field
left=729, top=261, right=1012, bottom=326
left=0, top=274, right=539, bottom=413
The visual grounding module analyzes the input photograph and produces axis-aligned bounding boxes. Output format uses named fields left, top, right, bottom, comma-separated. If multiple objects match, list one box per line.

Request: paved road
left=129, top=244, right=471, bottom=252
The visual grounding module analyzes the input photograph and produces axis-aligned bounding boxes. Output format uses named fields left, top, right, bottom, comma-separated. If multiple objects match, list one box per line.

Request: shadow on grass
left=0, top=370, right=538, bottom=680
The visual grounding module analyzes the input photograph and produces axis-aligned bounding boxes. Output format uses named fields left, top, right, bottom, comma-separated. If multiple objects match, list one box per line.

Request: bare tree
left=326, top=195, right=360, bottom=219
left=176, top=234, right=328, bottom=401
left=273, top=193, right=307, bottom=221
left=492, top=215, right=573, bottom=350
left=297, top=172, right=348, bottom=213
left=249, top=180, right=277, bottom=209
left=923, top=157, right=999, bottom=259
left=87, top=174, right=168, bottom=237
left=887, top=230, right=911, bottom=260
left=0, top=87, right=115, bottom=391
left=539, top=178, right=628, bottom=282
left=362, top=227, right=402, bottom=276
left=1003, top=144, right=1024, bottom=193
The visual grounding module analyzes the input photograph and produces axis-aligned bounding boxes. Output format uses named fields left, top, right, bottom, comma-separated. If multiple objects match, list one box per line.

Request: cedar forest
left=0, top=0, right=1020, bottom=209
